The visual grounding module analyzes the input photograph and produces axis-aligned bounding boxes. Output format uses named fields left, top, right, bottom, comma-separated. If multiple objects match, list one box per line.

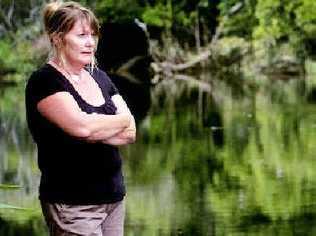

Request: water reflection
left=1, top=71, right=316, bottom=235
left=108, top=73, right=151, bottom=123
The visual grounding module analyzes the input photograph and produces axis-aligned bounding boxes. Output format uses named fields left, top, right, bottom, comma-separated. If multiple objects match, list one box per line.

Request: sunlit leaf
left=0, top=184, right=22, bottom=190
left=0, top=203, right=29, bottom=210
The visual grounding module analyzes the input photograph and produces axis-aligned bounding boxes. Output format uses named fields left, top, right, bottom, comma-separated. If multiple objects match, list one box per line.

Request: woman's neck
left=50, top=57, right=84, bottom=75
left=49, top=58, right=86, bottom=84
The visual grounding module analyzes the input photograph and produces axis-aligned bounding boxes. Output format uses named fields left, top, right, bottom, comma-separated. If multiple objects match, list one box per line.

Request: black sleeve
left=98, top=69, right=119, bottom=96
left=25, top=69, right=66, bottom=107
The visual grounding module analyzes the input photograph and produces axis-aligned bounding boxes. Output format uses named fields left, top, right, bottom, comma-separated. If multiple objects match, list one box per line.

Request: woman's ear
left=52, top=33, right=62, bottom=48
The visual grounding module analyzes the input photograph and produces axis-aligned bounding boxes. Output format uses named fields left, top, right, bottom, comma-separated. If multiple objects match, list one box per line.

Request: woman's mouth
left=81, top=52, right=92, bottom=55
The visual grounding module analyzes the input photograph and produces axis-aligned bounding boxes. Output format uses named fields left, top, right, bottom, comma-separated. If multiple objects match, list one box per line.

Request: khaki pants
left=41, top=200, right=125, bottom=236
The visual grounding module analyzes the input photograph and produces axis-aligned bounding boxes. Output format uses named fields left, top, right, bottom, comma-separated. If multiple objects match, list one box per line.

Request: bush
left=0, top=37, right=37, bottom=82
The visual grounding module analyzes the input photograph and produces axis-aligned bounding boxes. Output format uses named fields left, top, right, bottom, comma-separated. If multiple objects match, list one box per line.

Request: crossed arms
left=37, top=92, right=136, bottom=146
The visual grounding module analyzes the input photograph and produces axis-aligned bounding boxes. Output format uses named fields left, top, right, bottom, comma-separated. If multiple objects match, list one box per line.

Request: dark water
left=1, top=70, right=316, bottom=235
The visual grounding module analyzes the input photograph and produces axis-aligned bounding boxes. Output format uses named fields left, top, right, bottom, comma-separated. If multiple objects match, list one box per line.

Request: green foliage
left=254, top=0, right=298, bottom=40
left=0, top=0, right=42, bottom=82
left=95, top=0, right=206, bottom=31
left=0, top=38, right=37, bottom=81
left=142, top=3, right=172, bottom=28
left=2, top=0, right=316, bottom=83
left=219, top=0, right=258, bottom=38
left=95, top=0, right=142, bottom=23
left=218, top=0, right=316, bottom=59
left=295, top=0, right=316, bottom=37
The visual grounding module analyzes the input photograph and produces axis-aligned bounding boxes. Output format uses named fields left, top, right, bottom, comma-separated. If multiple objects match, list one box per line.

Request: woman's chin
left=79, top=59, right=93, bottom=66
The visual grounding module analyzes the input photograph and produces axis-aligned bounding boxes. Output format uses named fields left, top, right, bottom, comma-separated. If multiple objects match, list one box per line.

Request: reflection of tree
left=173, top=141, right=218, bottom=236
left=124, top=76, right=316, bottom=235
left=0, top=85, right=40, bottom=214
left=208, top=81, right=316, bottom=235
left=123, top=79, right=222, bottom=235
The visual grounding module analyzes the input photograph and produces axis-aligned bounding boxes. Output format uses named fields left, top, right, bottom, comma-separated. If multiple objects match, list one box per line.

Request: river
left=0, top=67, right=316, bottom=235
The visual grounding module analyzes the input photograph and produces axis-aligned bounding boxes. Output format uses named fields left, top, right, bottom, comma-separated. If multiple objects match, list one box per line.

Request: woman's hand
left=102, top=95, right=136, bottom=146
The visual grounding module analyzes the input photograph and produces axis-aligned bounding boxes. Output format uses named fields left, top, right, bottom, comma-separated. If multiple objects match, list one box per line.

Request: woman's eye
left=77, top=33, right=96, bottom=39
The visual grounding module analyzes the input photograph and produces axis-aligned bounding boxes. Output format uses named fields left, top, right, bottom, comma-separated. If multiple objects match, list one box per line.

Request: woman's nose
left=85, top=35, right=95, bottom=47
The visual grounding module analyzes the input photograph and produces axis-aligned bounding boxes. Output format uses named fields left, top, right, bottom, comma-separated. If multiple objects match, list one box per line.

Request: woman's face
left=59, top=19, right=96, bottom=68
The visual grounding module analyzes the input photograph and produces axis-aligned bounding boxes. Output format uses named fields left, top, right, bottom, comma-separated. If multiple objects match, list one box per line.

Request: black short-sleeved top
left=25, top=63, right=125, bottom=204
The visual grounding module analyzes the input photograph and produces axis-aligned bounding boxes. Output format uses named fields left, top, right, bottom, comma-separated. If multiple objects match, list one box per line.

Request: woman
left=25, top=1, right=136, bottom=235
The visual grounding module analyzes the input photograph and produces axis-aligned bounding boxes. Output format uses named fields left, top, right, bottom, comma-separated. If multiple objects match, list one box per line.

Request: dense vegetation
left=0, top=0, right=316, bottom=82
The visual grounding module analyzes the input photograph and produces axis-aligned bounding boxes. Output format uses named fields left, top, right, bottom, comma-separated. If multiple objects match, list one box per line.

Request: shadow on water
left=108, top=73, right=151, bottom=123
left=96, top=21, right=150, bottom=72
left=306, top=86, right=316, bottom=104
left=201, top=91, right=224, bottom=148
left=96, top=21, right=153, bottom=123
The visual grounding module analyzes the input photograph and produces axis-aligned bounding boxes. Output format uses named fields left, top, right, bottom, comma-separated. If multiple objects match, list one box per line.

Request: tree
left=218, top=0, right=258, bottom=39
left=0, top=0, right=44, bottom=38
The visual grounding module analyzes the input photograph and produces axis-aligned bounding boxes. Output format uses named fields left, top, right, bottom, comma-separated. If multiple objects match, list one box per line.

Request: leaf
left=0, top=203, right=29, bottom=210
left=0, top=184, right=21, bottom=190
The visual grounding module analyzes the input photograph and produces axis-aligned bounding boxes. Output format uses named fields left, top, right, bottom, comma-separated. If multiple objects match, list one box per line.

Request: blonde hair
left=43, top=1, right=100, bottom=70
